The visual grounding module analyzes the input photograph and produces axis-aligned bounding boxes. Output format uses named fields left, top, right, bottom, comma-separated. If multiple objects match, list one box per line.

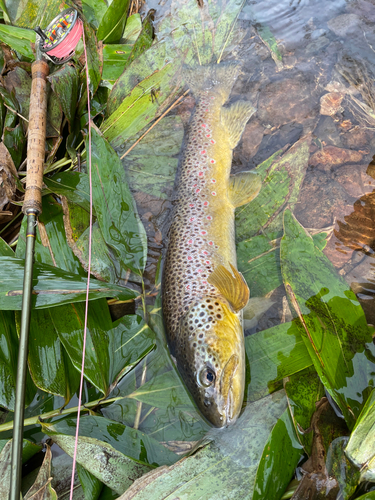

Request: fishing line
left=69, top=24, right=93, bottom=499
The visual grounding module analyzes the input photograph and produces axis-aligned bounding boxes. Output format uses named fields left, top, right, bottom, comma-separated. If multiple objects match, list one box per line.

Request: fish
left=162, top=62, right=261, bottom=427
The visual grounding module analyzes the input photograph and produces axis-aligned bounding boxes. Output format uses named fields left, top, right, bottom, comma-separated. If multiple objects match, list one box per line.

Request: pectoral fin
left=221, top=100, right=256, bottom=149
left=208, top=263, right=249, bottom=313
left=228, top=171, right=262, bottom=207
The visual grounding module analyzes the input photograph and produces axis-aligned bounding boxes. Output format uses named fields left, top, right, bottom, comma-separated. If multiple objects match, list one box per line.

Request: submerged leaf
left=281, top=210, right=375, bottom=429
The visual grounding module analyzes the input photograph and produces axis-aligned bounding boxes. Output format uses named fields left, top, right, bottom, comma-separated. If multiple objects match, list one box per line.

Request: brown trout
left=162, top=63, right=261, bottom=427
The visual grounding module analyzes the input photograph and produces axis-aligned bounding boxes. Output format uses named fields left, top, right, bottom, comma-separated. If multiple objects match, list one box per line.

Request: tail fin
left=183, top=62, right=241, bottom=101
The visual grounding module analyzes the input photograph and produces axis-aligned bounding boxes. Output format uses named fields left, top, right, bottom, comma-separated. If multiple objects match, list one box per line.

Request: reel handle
left=22, top=59, right=49, bottom=215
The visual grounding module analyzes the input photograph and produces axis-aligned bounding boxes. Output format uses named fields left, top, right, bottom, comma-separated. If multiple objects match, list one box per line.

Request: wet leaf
left=246, top=320, right=312, bottom=402
left=24, top=443, right=57, bottom=500
left=237, top=231, right=328, bottom=298
left=4, top=66, right=31, bottom=126
left=3, top=123, right=25, bottom=168
left=77, top=463, right=103, bottom=500
left=235, top=136, right=310, bottom=242
left=326, top=437, right=360, bottom=500
left=44, top=171, right=91, bottom=213
left=356, top=492, right=375, bottom=500
left=48, top=63, right=79, bottom=130
left=97, top=0, right=130, bottom=44
left=284, top=366, right=325, bottom=455
left=51, top=301, right=155, bottom=396
left=115, top=391, right=292, bottom=500
left=256, top=24, right=284, bottom=70
left=0, top=439, right=42, bottom=498
left=346, top=387, right=375, bottom=481
left=103, top=60, right=182, bottom=149
left=0, top=255, right=137, bottom=310
left=123, top=14, right=142, bottom=43
left=102, top=43, right=132, bottom=84
left=0, top=309, right=36, bottom=410
left=27, top=307, right=80, bottom=403
left=14, top=0, right=62, bottom=29
left=281, top=209, right=375, bottom=429
left=83, top=22, right=102, bottom=96
left=122, top=115, right=184, bottom=200
left=0, top=142, right=17, bottom=210
left=90, top=126, right=147, bottom=274
left=41, top=419, right=152, bottom=495
left=253, top=408, right=303, bottom=500
left=82, top=0, right=108, bottom=29
left=0, top=24, right=35, bottom=59
left=120, top=9, right=153, bottom=74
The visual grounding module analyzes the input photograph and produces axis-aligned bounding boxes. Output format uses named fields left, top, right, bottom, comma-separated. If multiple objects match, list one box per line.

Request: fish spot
left=210, top=140, right=215, bottom=144
left=204, top=201, right=209, bottom=207
left=206, top=215, right=212, bottom=220
left=211, top=191, right=217, bottom=196
left=211, top=179, right=216, bottom=183
left=200, top=150, right=206, bottom=155
left=210, top=159, right=215, bottom=164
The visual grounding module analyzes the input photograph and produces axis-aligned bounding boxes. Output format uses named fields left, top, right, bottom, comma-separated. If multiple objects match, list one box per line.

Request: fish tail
left=183, top=62, right=241, bottom=101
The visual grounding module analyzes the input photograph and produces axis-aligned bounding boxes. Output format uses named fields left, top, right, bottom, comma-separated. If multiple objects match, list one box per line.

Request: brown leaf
left=0, top=142, right=18, bottom=210
left=24, top=443, right=57, bottom=500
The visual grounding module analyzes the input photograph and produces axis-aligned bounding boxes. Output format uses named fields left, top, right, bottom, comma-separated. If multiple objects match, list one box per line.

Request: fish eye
left=199, top=367, right=216, bottom=387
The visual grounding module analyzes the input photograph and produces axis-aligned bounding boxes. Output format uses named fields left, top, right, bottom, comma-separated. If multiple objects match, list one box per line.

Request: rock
left=327, top=14, right=361, bottom=37
left=336, top=164, right=375, bottom=198
left=315, top=117, right=342, bottom=147
left=257, top=75, right=316, bottom=128
left=343, top=126, right=370, bottom=149
left=320, top=92, right=345, bottom=116
left=241, top=118, right=264, bottom=159
left=323, top=233, right=354, bottom=269
left=309, top=146, right=363, bottom=169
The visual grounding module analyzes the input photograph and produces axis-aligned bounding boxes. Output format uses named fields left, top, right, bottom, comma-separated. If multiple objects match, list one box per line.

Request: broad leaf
left=281, top=209, right=375, bottom=429
left=0, top=24, right=35, bottom=59
left=96, top=0, right=130, bottom=44
left=48, top=63, right=79, bottom=129
left=90, top=126, right=147, bottom=274
left=24, top=443, right=57, bottom=499
left=102, top=44, right=132, bottom=84
left=44, top=171, right=91, bottom=213
left=77, top=463, right=103, bottom=500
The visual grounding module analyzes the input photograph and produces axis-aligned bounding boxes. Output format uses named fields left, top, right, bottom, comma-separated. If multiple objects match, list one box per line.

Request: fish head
left=176, top=296, right=245, bottom=427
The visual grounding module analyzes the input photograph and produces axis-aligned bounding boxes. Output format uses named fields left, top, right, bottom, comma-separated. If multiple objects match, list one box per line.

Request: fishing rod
left=9, top=9, right=83, bottom=499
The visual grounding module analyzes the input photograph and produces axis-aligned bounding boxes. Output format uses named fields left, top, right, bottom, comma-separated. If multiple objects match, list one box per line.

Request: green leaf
left=253, top=408, right=303, bottom=500
left=123, top=14, right=142, bottom=43
left=0, top=310, right=36, bottom=410
left=51, top=301, right=154, bottom=396
left=103, top=60, right=182, bottom=148
left=237, top=231, right=328, bottom=298
left=0, top=255, right=137, bottom=310
left=356, top=492, right=375, bottom=500
left=0, top=24, right=35, bottom=59
left=47, top=414, right=179, bottom=466
left=235, top=136, right=310, bottom=242
left=102, top=43, right=132, bottom=84
left=326, top=437, right=360, bottom=500
left=26, top=307, right=80, bottom=403
left=82, top=22, right=102, bottom=96
left=97, top=0, right=130, bottom=44
left=122, top=114, right=184, bottom=200
left=281, top=209, right=375, bottom=429
left=112, top=391, right=291, bottom=499
left=90, top=126, right=147, bottom=274
left=346, top=387, right=375, bottom=481
left=82, top=0, right=108, bottom=29
left=0, top=439, right=42, bottom=498
left=245, top=320, right=312, bottom=402
left=44, top=171, right=91, bottom=213
left=42, top=420, right=152, bottom=495
left=119, top=9, right=153, bottom=74
left=13, top=0, right=63, bottom=29
left=284, top=366, right=325, bottom=455
left=3, top=123, right=25, bottom=169
left=48, top=63, right=79, bottom=129
left=77, top=463, right=103, bottom=500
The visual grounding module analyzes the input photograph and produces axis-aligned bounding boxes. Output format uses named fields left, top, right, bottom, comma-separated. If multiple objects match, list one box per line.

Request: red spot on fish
left=204, top=201, right=209, bottom=206
left=206, top=134, right=211, bottom=138
left=186, top=284, right=190, bottom=290
left=196, top=188, right=201, bottom=193
left=203, top=250, right=209, bottom=255
left=193, top=184, right=197, bottom=187
left=197, top=269, right=202, bottom=273
left=205, top=260, right=211, bottom=265
left=189, top=217, right=195, bottom=222
left=189, top=203, right=194, bottom=207
left=201, top=230, right=207, bottom=235
left=188, top=239, right=193, bottom=244
left=210, top=159, right=215, bottom=164
left=201, top=150, right=206, bottom=155
left=207, top=215, right=212, bottom=220
left=212, top=191, right=217, bottom=196
left=199, top=171, right=203, bottom=177
left=188, top=255, right=193, bottom=261
left=208, top=241, right=213, bottom=246
left=211, top=179, right=216, bottom=183
left=211, top=140, right=215, bottom=144
left=202, top=124, right=206, bottom=128
left=202, top=280, right=207, bottom=285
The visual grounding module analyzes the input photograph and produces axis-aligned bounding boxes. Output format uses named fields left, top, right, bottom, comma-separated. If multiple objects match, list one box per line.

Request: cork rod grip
left=22, top=59, right=50, bottom=214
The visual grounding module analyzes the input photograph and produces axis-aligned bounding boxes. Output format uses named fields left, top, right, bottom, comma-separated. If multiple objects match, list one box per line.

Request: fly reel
left=34, top=8, right=83, bottom=64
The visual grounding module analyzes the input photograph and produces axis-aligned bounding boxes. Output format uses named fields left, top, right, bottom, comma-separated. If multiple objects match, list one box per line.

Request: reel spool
left=35, top=8, right=83, bottom=64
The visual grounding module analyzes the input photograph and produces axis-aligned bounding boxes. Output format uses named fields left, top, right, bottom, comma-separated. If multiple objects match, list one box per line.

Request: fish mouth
left=219, top=354, right=240, bottom=425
